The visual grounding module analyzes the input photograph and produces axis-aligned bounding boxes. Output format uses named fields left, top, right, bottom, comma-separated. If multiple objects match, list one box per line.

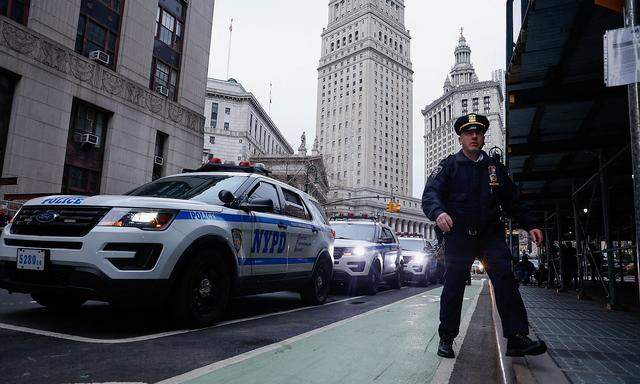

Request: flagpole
left=269, top=83, right=272, bottom=115
left=226, top=18, right=233, bottom=79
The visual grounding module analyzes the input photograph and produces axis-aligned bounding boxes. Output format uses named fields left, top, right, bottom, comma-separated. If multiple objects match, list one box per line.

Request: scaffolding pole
left=600, top=152, right=617, bottom=308
left=624, top=0, right=640, bottom=305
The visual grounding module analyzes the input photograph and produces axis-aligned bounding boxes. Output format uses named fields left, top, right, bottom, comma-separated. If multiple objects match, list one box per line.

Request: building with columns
left=0, top=0, right=214, bottom=199
left=422, top=31, right=505, bottom=179
left=315, top=0, right=434, bottom=238
left=203, top=78, right=294, bottom=163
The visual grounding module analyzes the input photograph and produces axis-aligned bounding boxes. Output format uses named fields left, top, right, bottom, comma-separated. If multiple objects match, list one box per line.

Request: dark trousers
left=439, top=231, right=529, bottom=340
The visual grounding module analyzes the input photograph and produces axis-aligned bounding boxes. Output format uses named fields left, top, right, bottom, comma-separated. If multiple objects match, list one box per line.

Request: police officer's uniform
left=422, top=113, right=546, bottom=358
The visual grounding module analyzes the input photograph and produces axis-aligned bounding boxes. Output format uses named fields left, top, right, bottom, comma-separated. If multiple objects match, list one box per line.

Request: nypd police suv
left=330, top=216, right=402, bottom=294
left=0, top=161, right=334, bottom=327
left=398, top=235, right=438, bottom=286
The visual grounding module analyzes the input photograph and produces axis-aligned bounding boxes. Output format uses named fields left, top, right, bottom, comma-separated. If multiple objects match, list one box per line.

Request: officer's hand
left=529, top=229, right=543, bottom=246
left=436, top=212, right=453, bottom=233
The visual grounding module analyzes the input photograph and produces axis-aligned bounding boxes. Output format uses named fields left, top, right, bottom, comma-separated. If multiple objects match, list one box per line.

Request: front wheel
left=31, top=293, right=86, bottom=311
left=388, top=266, right=402, bottom=289
left=170, top=250, right=230, bottom=328
left=301, top=257, right=332, bottom=305
left=364, top=262, right=381, bottom=295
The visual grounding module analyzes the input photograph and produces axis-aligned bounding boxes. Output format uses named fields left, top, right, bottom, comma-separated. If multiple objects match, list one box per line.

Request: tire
left=388, top=265, right=402, bottom=290
left=420, top=272, right=431, bottom=287
left=301, top=256, right=332, bottom=305
left=170, top=249, right=231, bottom=328
left=364, top=261, right=381, bottom=295
left=31, top=293, right=86, bottom=311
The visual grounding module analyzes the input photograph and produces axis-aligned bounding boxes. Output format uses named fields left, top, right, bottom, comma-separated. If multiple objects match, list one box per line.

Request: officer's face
left=459, top=130, right=485, bottom=152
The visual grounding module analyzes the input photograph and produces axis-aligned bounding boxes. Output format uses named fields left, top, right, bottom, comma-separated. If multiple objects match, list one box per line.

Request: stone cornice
left=324, top=3, right=409, bottom=39
left=0, top=16, right=205, bottom=134
left=421, top=80, right=502, bottom=115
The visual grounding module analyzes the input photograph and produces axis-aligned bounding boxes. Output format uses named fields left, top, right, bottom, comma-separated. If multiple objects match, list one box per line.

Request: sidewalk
left=518, top=286, right=640, bottom=384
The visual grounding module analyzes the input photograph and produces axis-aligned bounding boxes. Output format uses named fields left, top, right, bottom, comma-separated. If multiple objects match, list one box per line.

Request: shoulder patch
left=430, top=165, right=443, bottom=178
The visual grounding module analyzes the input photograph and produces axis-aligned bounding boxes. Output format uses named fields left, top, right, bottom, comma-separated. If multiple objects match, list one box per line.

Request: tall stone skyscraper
left=315, top=0, right=414, bottom=199
left=314, top=0, right=431, bottom=238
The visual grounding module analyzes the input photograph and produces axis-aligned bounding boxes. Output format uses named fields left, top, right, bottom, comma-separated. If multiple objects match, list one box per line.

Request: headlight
left=413, top=253, right=426, bottom=263
left=98, top=208, right=177, bottom=231
left=344, top=246, right=368, bottom=257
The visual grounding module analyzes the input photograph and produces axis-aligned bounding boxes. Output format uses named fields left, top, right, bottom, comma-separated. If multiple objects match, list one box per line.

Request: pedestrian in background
left=422, top=113, right=547, bottom=359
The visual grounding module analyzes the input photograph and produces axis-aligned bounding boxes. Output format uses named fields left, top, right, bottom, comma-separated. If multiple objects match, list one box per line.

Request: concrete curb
left=489, top=282, right=570, bottom=384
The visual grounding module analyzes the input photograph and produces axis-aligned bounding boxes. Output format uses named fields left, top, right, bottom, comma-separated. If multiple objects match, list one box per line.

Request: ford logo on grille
left=35, top=211, right=59, bottom=223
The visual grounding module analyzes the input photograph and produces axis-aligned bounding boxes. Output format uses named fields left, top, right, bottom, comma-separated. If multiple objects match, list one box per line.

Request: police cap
left=454, top=113, right=490, bottom=136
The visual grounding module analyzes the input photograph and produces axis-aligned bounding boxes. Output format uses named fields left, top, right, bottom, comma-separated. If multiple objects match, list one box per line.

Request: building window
left=224, top=122, right=229, bottom=130
left=209, top=136, right=215, bottom=144
left=62, top=100, right=110, bottom=195
left=75, top=0, right=124, bottom=70
left=461, top=99, right=468, bottom=114
left=484, top=96, right=490, bottom=112
left=225, top=107, right=231, bottom=115
left=1, top=0, right=30, bottom=25
left=152, top=131, right=168, bottom=181
left=151, top=59, right=178, bottom=100
left=151, top=0, right=186, bottom=101
left=155, top=2, right=184, bottom=52
left=210, top=102, right=218, bottom=128
left=472, top=97, right=479, bottom=113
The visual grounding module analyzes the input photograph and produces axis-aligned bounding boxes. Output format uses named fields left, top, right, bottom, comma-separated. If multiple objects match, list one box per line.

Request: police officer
left=422, top=113, right=547, bottom=359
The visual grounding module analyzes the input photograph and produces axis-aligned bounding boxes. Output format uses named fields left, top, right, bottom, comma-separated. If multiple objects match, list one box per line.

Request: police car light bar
left=187, top=160, right=272, bottom=176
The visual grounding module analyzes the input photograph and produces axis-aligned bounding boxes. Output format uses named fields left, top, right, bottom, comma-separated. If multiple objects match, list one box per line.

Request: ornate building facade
left=0, top=0, right=214, bottom=199
left=251, top=134, right=329, bottom=204
left=315, top=0, right=434, bottom=238
left=422, top=31, right=505, bottom=179
left=203, top=78, right=294, bottom=164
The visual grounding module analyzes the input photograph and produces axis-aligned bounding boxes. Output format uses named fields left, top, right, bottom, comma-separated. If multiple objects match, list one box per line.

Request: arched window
left=342, top=36, right=346, bottom=45
left=331, top=42, right=334, bottom=51
left=355, top=31, right=359, bottom=40
left=384, top=35, right=387, bottom=44
left=379, top=31, right=382, bottom=40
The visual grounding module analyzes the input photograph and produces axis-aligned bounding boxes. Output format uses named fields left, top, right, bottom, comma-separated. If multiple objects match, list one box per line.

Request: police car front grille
left=402, top=256, right=414, bottom=264
left=333, top=248, right=345, bottom=260
left=10, top=206, right=110, bottom=237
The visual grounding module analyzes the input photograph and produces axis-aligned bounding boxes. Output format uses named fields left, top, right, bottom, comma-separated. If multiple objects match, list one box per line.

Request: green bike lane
left=161, top=281, right=482, bottom=384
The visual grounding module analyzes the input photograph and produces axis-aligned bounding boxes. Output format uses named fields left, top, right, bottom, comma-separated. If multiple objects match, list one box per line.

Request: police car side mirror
left=218, top=190, right=236, bottom=205
left=239, top=198, right=274, bottom=213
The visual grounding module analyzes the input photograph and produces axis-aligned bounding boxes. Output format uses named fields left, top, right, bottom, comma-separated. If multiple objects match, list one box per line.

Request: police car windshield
left=399, top=238, right=426, bottom=252
left=331, top=222, right=376, bottom=242
left=127, top=175, right=248, bottom=203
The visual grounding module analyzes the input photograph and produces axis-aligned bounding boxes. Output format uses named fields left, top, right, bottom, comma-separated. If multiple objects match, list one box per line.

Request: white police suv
left=0, top=162, right=334, bottom=327
left=398, top=235, right=438, bottom=286
left=329, top=216, right=402, bottom=294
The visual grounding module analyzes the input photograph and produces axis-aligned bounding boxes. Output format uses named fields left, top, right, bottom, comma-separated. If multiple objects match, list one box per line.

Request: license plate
left=16, top=248, right=46, bottom=271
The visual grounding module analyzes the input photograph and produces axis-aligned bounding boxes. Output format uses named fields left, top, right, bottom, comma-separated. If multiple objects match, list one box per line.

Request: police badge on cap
left=454, top=113, right=490, bottom=136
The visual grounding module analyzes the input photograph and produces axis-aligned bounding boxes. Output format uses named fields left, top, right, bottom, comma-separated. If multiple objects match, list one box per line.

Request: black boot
left=506, top=334, right=547, bottom=357
left=437, top=338, right=455, bottom=358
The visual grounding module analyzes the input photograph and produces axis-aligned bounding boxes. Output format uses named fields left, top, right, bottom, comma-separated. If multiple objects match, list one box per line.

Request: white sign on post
left=604, top=26, right=640, bottom=87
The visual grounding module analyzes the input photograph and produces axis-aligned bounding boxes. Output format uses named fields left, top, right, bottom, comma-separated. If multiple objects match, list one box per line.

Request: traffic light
left=386, top=200, right=394, bottom=212
left=386, top=200, right=401, bottom=213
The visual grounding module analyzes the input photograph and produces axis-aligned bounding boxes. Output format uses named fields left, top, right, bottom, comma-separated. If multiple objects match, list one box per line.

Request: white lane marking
left=430, top=279, right=484, bottom=384
left=0, top=295, right=365, bottom=344
left=157, top=288, right=433, bottom=384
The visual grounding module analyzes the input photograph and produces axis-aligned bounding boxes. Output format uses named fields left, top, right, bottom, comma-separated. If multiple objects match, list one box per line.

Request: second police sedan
left=329, top=216, right=403, bottom=294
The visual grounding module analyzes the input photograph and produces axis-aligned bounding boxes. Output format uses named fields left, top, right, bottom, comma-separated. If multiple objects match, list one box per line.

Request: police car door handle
left=278, top=222, right=288, bottom=229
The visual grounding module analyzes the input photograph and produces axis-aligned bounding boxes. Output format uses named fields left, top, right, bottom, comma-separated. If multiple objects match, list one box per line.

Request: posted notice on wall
left=604, top=26, right=640, bottom=87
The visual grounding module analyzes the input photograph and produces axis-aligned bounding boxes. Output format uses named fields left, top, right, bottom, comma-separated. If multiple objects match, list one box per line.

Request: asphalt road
left=0, top=283, right=444, bottom=384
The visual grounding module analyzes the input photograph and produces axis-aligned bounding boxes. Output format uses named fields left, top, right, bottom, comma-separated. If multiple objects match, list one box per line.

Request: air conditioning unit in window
left=155, top=85, right=169, bottom=97
left=154, top=156, right=164, bottom=166
left=88, top=50, right=110, bottom=65
left=79, top=133, right=99, bottom=146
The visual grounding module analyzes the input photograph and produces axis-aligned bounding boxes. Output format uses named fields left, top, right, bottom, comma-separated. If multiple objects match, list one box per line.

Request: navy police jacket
left=421, top=150, right=536, bottom=234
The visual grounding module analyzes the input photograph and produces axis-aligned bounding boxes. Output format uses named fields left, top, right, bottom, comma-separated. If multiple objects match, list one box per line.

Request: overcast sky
left=207, top=0, right=520, bottom=198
